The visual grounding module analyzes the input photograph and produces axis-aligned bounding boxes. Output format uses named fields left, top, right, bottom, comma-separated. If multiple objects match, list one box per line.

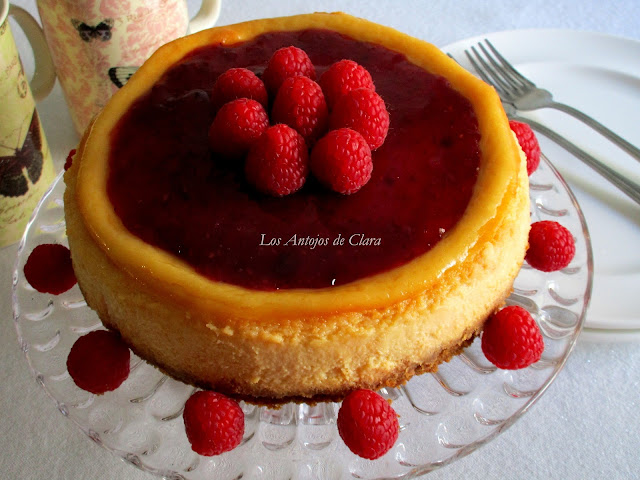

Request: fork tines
left=464, top=40, right=534, bottom=100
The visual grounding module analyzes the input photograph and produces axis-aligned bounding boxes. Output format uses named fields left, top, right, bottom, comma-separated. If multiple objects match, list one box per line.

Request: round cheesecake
left=63, top=12, right=530, bottom=404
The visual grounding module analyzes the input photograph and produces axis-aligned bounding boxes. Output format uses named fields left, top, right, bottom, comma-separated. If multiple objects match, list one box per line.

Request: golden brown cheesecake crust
left=64, top=12, right=530, bottom=404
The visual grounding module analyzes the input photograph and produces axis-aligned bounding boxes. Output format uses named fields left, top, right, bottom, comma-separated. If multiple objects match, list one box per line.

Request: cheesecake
left=63, top=12, right=530, bottom=404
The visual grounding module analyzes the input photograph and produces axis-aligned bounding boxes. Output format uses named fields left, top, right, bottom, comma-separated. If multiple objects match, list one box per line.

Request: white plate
left=444, top=29, right=640, bottom=341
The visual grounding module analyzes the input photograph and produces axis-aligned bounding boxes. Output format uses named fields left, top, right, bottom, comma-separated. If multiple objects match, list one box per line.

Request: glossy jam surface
left=108, top=30, right=480, bottom=290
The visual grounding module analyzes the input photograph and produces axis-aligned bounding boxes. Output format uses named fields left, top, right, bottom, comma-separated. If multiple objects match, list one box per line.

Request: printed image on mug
left=1, top=1, right=56, bottom=247
left=0, top=109, right=45, bottom=198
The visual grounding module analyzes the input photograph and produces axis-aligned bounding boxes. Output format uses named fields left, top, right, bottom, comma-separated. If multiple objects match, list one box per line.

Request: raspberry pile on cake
left=207, top=46, right=389, bottom=198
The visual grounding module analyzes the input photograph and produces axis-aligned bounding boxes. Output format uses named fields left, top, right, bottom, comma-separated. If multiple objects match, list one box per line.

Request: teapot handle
left=188, top=0, right=221, bottom=33
left=8, top=5, right=56, bottom=101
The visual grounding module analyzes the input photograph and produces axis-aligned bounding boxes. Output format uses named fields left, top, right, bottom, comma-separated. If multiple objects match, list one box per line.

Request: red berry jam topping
left=67, top=330, right=131, bottom=394
left=108, top=30, right=480, bottom=290
left=24, top=243, right=77, bottom=294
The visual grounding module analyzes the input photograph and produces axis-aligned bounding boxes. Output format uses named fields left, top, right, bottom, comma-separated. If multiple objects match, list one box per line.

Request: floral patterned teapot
left=36, top=0, right=221, bottom=135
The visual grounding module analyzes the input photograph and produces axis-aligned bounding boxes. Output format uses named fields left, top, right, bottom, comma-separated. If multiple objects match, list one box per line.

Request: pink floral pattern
left=37, top=0, right=189, bottom=134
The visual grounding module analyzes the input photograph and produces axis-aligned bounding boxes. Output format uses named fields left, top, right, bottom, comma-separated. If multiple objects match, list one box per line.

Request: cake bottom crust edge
left=121, top=321, right=485, bottom=407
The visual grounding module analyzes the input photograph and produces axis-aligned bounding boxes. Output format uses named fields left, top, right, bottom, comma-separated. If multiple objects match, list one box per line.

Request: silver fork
left=466, top=40, right=640, bottom=162
left=501, top=103, right=640, bottom=205
left=452, top=51, right=640, bottom=205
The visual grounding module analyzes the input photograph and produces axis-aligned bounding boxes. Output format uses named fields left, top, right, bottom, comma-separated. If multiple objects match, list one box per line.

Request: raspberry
left=509, top=120, right=540, bottom=175
left=64, top=148, right=76, bottom=171
left=526, top=220, right=576, bottom=272
left=262, top=46, right=316, bottom=95
left=310, top=128, right=372, bottom=195
left=24, top=244, right=77, bottom=295
left=67, top=330, right=131, bottom=394
left=183, top=391, right=244, bottom=456
left=211, top=68, right=268, bottom=111
left=481, top=305, right=544, bottom=370
left=319, top=59, right=375, bottom=108
left=271, top=76, right=328, bottom=143
left=329, top=88, right=389, bottom=150
left=208, top=98, right=269, bottom=157
left=245, top=124, right=309, bottom=197
left=337, top=389, right=399, bottom=460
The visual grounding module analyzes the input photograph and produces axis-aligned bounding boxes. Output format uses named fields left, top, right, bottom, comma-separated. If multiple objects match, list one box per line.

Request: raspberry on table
left=183, top=390, right=244, bottom=456
left=208, top=98, right=269, bottom=158
left=271, top=76, right=328, bottom=144
left=24, top=243, right=77, bottom=295
left=245, top=124, right=309, bottom=197
left=329, top=88, right=389, bottom=150
left=262, top=45, right=316, bottom=95
left=526, top=220, right=576, bottom=272
left=337, top=389, right=399, bottom=460
left=509, top=120, right=540, bottom=175
left=211, top=67, right=268, bottom=111
left=481, top=305, right=544, bottom=370
left=66, top=330, right=131, bottom=394
left=319, top=59, right=375, bottom=108
left=310, top=128, right=372, bottom=195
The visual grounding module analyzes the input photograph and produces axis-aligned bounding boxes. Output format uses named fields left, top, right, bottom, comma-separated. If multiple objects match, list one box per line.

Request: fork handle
left=548, top=101, right=640, bottom=162
left=521, top=116, right=640, bottom=205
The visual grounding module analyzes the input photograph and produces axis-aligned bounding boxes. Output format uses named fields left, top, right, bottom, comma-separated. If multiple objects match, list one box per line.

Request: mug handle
left=8, top=4, right=56, bottom=102
left=188, top=0, right=221, bottom=33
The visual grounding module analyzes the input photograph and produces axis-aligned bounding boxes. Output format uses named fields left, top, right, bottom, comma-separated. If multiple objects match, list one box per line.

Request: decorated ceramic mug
left=0, top=0, right=56, bottom=247
left=36, top=0, right=222, bottom=135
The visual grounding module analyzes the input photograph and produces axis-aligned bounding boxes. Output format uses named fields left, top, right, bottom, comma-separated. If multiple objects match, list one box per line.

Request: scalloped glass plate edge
left=12, top=155, right=593, bottom=480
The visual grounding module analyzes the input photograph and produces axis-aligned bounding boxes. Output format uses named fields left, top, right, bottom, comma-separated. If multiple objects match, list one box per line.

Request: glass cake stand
left=12, top=153, right=593, bottom=480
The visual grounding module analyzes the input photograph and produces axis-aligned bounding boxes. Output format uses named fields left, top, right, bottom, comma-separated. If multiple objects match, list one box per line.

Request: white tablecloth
left=2, top=1, right=639, bottom=479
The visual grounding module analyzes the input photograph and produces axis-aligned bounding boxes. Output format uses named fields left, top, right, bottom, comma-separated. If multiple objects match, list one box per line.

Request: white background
left=1, top=1, right=639, bottom=479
